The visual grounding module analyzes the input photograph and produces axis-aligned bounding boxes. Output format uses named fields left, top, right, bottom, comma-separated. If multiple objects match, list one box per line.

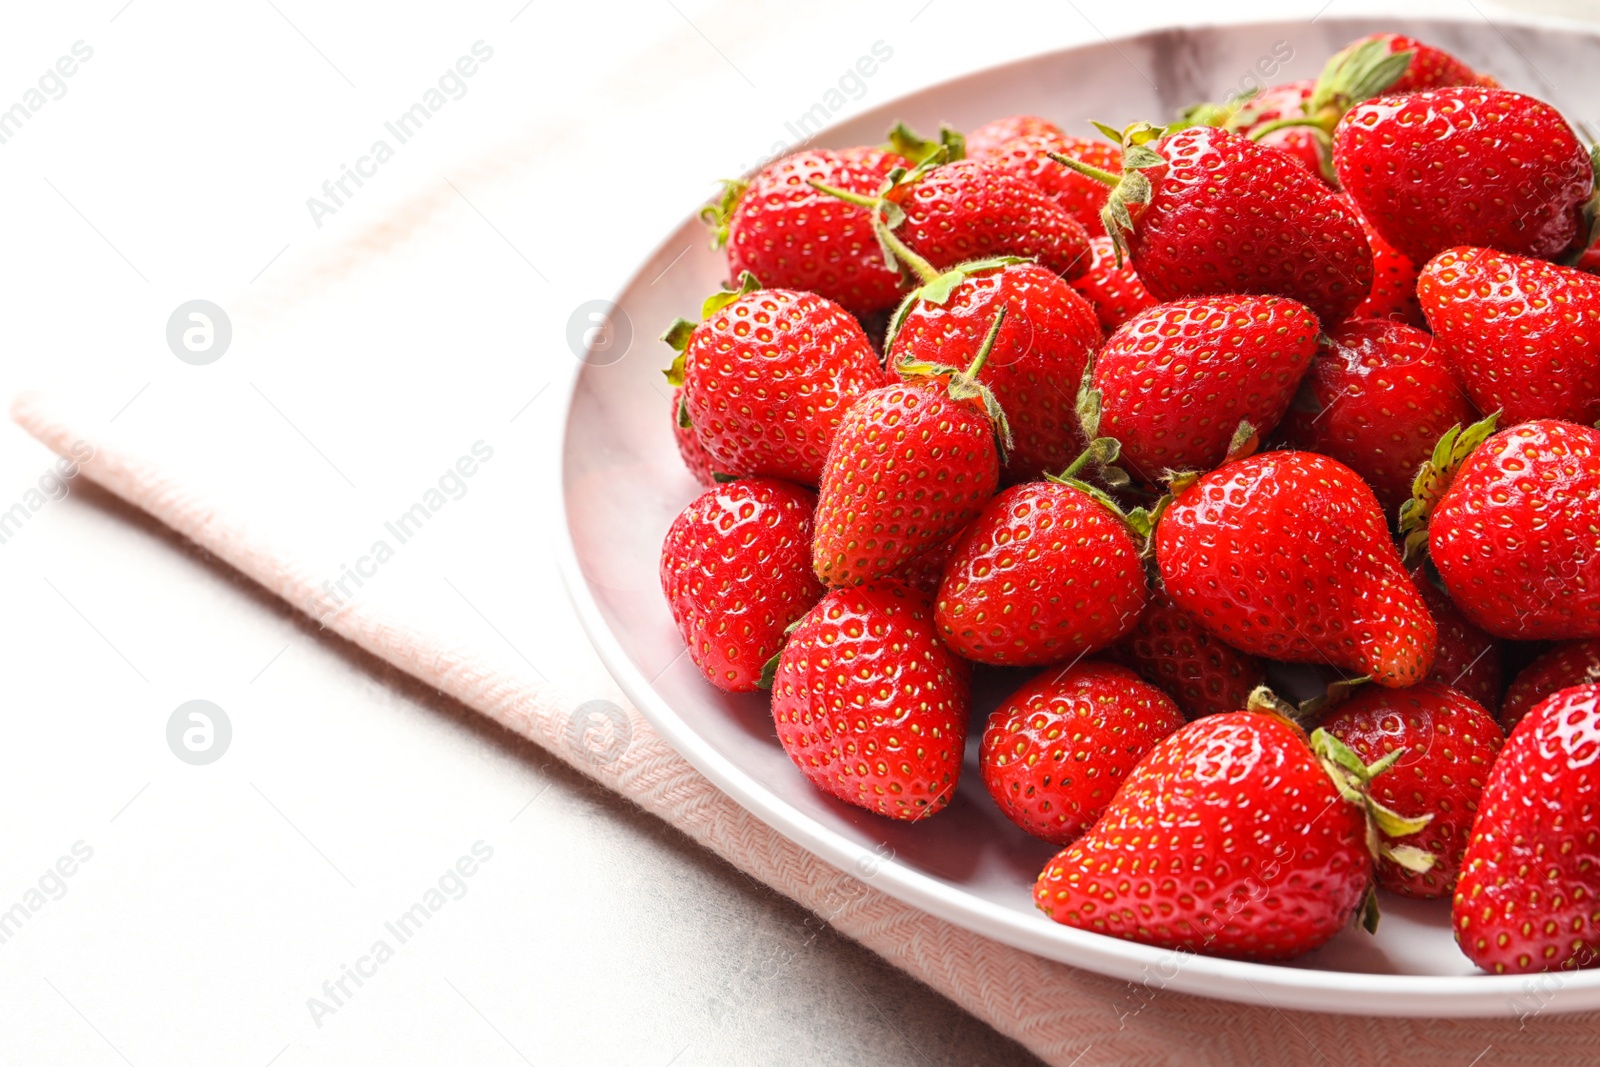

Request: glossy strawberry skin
left=660, top=479, right=824, bottom=692
left=936, top=482, right=1148, bottom=666
left=981, top=133, right=1122, bottom=236
left=724, top=148, right=910, bottom=317
left=1418, top=577, right=1505, bottom=714
left=1035, top=711, right=1371, bottom=961
left=1499, top=639, right=1600, bottom=732
left=980, top=662, right=1183, bottom=844
left=887, top=159, right=1091, bottom=279
left=1156, top=451, right=1437, bottom=686
left=965, top=114, right=1064, bottom=159
left=1344, top=194, right=1425, bottom=327
left=1419, top=248, right=1600, bottom=427
left=671, top=387, right=719, bottom=487
left=811, top=381, right=999, bottom=588
left=1104, top=587, right=1266, bottom=720
left=1093, top=295, right=1319, bottom=482
left=1280, top=318, right=1478, bottom=512
left=680, top=288, right=888, bottom=487
left=1127, top=125, right=1373, bottom=324
left=1068, top=236, right=1157, bottom=333
left=890, top=262, right=1102, bottom=481
left=1324, top=682, right=1504, bottom=898
left=1453, top=683, right=1600, bottom=974
left=770, top=579, right=970, bottom=820
left=1430, top=420, right=1600, bottom=641
left=1334, top=89, right=1592, bottom=266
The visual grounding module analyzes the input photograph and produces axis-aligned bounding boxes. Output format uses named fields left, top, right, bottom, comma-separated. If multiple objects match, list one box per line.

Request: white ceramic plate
left=559, top=15, right=1600, bottom=1017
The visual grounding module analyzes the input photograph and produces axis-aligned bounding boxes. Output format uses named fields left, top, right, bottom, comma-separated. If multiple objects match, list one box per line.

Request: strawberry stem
left=806, top=178, right=881, bottom=210
left=954, top=306, right=1006, bottom=386
left=1046, top=151, right=1121, bottom=188
left=873, top=212, right=943, bottom=286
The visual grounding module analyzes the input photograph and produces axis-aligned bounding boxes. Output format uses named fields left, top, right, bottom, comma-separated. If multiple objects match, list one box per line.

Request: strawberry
left=704, top=147, right=910, bottom=317
left=670, top=387, right=719, bottom=488
left=1345, top=194, right=1425, bottom=327
left=768, top=578, right=970, bottom=820
left=965, top=114, right=1063, bottom=158
left=892, top=528, right=965, bottom=599
left=1418, top=576, right=1505, bottom=714
left=1323, top=682, right=1504, bottom=898
left=1231, top=80, right=1328, bottom=179
left=979, top=661, right=1183, bottom=844
left=1404, top=417, right=1600, bottom=640
left=1345, top=33, right=1497, bottom=93
left=1453, top=682, right=1600, bottom=974
left=979, top=132, right=1122, bottom=236
left=1067, top=236, right=1156, bottom=333
left=1418, top=248, right=1600, bottom=426
left=811, top=310, right=1010, bottom=587
left=1083, top=295, right=1319, bottom=482
left=663, top=275, right=888, bottom=487
left=1057, top=123, right=1373, bottom=324
left=1280, top=318, right=1478, bottom=512
left=1035, top=703, right=1431, bottom=961
left=1104, top=587, right=1266, bottom=720
left=886, top=259, right=1102, bottom=481
left=1334, top=89, right=1593, bottom=266
left=660, top=478, right=824, bottom=692
left=819, top=156, right=1092, bottom=279
left=1499, top=639, right=1600, bottom=732
left=1156, top=450, right=1437, bottom=687
left=935, top=442, right=1149, bottom=665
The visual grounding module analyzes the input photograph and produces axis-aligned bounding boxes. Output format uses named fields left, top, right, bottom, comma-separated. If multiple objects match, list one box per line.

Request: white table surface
left=1, top=1, right=1589, bottom=1064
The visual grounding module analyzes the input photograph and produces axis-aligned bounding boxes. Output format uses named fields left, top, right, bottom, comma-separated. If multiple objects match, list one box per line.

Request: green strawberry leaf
left=1309, top=37, right=1415, bottom=118
left=677, top=391, right=693, bottom=430
left=886, top=121, right=966, bottom=165
left=661, top=318, right=696, bottom=360
left=700, top=179, right=749, bottom=250
left=1398, top=412, right=1501, bottom=566
left=699, top=271, right=762, bottom=320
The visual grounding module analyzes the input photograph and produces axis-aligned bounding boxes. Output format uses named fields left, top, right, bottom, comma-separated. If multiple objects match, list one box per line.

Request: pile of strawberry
left=656, top=33, right=1600, bottom=975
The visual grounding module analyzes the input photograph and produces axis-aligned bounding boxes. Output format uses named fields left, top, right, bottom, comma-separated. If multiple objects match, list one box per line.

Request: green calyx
left=660, top=271, right=763, bottom=396
left=1045, top=437, right=1166, bottom=554
left=1308, top=37, right=1415, bottom=120
left=897, top=306, right=1014, bottom=461
left=886, top=120, right=966, bottom=166
left=1309, top=728, right=1438, bottom=883
left=881, top=255, right=1029, bottom=357
left=1048, top=122, right=1167, bottom=266
left=1397, top=412, right=1501, bottom=566
left=1565, top=141, right=1600, bottom=266
left=700, top=178, right=749, bottom=250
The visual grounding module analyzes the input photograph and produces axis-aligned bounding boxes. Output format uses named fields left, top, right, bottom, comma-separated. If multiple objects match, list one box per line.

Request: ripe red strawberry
left=1347, top=33, right=1497, bottom=92
left=1418, top=248, right=1600, bottom=426
left=769, top=578, right=970, bottom=820
left=1418, top=577, right=1504, bottom=714
left=888, top=260, right=1102, bottom=481
left=935, top=453, right=1149, bottom=665
left=706, top=147, right=910, bottom=317
left=1067, top=236, right=1156, bottom=332
left=1453, top=682, right=1600, bottom=974
left=965, top=114, right=1063, bottom=158
left=1323, top=682, right=1504, bottom=898
left=1232, top=80, right=1327, bottom=179
left=1408, top=418, right=1600, bottom=640
left=1060, top=123, right=1373, bottom=324
left=979, top=662, right=1183, bottom=844
left=1156, top=450, right=1437, bottom=686
left=811, top=311, right=1010, bottom=587
left=1280, top=318, right=1478, bottom=512
left=1085, top=295, right=1319, bottom=482
left=1104, top=587, right=1266, bottom=720
left=1345, top=194, right=1425, bottom=327
left=877, top=158, right=1091, bottom=278
left=670, top=387, right=718, bottom=487
left=892, top=528, right=965, bottom=599
left=665, top=278, right=889, bottom=486
left=979, top=132, right=1123, bottom=236
left=1334, top=89, right=1593, bottom=266
left=660, top=478, right=824, bottom=692
left=1499, top=639, right=1600, bottom=732
left=1034, top=709, right=1375, bottom=960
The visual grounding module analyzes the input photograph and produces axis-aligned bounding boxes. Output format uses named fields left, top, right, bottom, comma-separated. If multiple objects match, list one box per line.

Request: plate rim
left=556, top=14, right=1600, bottom=1019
